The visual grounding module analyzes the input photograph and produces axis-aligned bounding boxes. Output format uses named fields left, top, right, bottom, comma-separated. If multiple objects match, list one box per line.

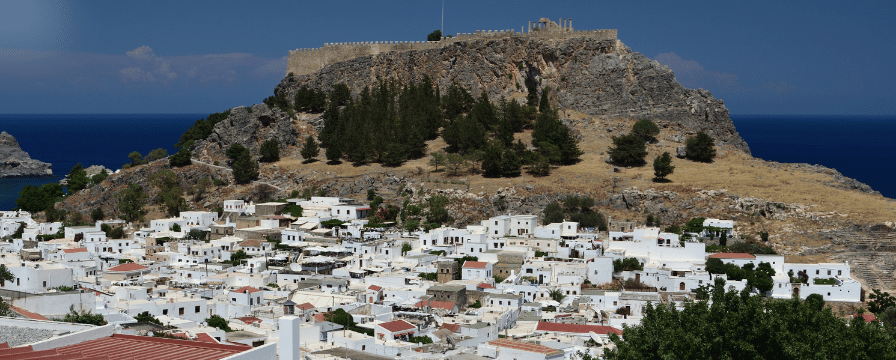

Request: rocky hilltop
left=192, top=104, right=302, bottom=163
left=56, top=28, right=896, bottom=292
left=0, top=131, right=52, bottom=178
left=274, top=36, right=749, bottom=154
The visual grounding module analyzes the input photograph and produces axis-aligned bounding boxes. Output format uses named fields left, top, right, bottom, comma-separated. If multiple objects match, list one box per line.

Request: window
left=43, top=281, right=46, bottom=287
left=838, top=270, right=842, bottom=276
left=816, top=270, right=819, bottom=275
left=827, top=270, right=831, bottom=275
left=613, top=301, right=617, bottom=306
left=179, top=308, right=184, bottom=315
left=163, top=309, right=168, bottom=315
left=195, top=306, right=201, bottom=313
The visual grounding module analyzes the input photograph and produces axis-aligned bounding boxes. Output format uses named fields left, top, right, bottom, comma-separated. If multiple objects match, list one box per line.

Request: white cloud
left=119, top=67, right=145, bottom=82
left=126, top=45, right=155, bottom=60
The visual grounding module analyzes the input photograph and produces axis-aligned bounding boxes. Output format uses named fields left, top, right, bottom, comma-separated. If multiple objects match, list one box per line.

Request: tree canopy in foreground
left=604, top=277, right=896, bottom=359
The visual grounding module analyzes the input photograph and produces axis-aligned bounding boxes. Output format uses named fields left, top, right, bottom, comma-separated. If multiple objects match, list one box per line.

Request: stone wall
left=286, top=17, right=616, bottom=76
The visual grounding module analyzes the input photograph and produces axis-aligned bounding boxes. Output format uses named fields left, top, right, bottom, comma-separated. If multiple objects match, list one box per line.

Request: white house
left=229, top=286, right=264, bottom=307
left=374, top=319, right=417, bottom=341
left=179, top=211, right=219, bottom=227
left=702, top=218, right=734, bottom=237
left=463, top=261, right=493, bottom=281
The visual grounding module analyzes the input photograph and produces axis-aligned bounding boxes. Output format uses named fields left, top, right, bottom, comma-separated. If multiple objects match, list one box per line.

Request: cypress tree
left=653, top=151, right=675, bottom=181
left=481, top=142, right=503, bottom=178
left=500, top=148, right=522, bottom=177
left=260, top=139, right=280, bottom=162
left=325, top=140, right=342, bottom=164
left=300, top=136, right=319, bottom=162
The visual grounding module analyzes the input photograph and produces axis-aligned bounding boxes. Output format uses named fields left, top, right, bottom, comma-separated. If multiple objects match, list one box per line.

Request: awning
left=300, top=222, right=318, bottom=230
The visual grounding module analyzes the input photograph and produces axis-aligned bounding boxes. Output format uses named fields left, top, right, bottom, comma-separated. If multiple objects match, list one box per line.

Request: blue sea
left=0, top=114, right=894, bottom=211
left=732, top=115, right=896, bottom=199
left=0, top=114, right=202, bottom=211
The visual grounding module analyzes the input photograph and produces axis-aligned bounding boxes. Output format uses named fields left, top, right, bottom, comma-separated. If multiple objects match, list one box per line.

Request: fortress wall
left=286, top=26, right=618, bottom=76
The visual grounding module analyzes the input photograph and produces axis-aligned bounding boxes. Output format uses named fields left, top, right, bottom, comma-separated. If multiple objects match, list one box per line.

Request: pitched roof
left=440, top=323, right=461, bottom=333
left=238, top=239, right=263, bottom=248
left=708, top=253, right=755, bottom=259
left=488, top=338, right=564, bottom=356
left=8, top=305, right=48, bottom=321
left=106, top=262, right=149, bottom=272
left=296, top=302, right=315, bottom=311
left=312, top=313, right=327, bottom=322
left=236, top=316, right=262, bottom=325
left=463, top=261, right=488, bottom=268
left=368, top=285, right=383, bottom=291
left=415, top=300, right=456, bottom=311
left=535, top=322, right=623, bottom=335
left=231, top=286, right=261, bottom=294
left=477, top=283, right=495, bottom=289
left=378, top=319, right=416, bottom=333
left=0, top=333, right=249, bottom=360
left=62, top=248, right=88, bottom=253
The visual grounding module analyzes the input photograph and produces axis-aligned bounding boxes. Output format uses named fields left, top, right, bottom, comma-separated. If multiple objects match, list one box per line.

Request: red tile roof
left=488, top=338, right=564, bottom=356
left=378, top=320, right=416, bottom=333
left=236, top=316, right=262, bottom=325
left=463, top=261, right=488, bottom=269
left=239, top=239, right=263, bottom=248
left=535, top=322, right=623, bottom=335
left=861, top=313, right=878, bottom=323
left=415, top=300, right=456, bottom=311
left=477, top=283, right=495, bottom=289
left=106, top=262, right=149, bottom=272
left=195, top=333, right=221, bottom=344
left=8, top=305, right=48, bottom=321
left=440, top=323, right=461, bottom=333
left=708, top=253, right=755, bottom=259
left=231, top=286, right=261, bottom=294
left=312, top=313, right=327, bottom=322
left=62, top=248, right=88, bottom=253
left=0, top=334, right=249, bottom=360
left=296, top=302, right=315, bottom=311
left=368, top=285, right=383, bottom=291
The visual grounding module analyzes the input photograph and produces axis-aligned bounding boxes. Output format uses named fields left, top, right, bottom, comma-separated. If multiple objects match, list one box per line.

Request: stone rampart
left=286, top=17, right=617, bottom=76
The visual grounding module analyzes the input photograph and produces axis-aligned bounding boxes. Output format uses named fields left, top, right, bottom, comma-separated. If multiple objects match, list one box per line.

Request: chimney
left=279, top=316, right=302, bottom=360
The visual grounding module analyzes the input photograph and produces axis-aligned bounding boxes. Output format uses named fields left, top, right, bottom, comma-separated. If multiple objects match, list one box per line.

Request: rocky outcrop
left=0, top=132, right=52, bottom=178
left=275, top=36, right=749, bottom=154
left=59, top=165, right=112, bottom=186
left=192, top=104, right=300, bottom=163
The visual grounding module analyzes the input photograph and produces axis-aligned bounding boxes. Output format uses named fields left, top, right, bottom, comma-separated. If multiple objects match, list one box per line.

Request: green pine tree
left=300, top=136, right=319, bottom=162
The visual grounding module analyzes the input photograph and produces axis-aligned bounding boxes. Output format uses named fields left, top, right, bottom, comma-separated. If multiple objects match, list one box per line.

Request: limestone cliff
left=274, top=36, right=750, bottom=154
left=0, top=131, right=52, bottom=178
left=192, top=103, right=301, bottom=163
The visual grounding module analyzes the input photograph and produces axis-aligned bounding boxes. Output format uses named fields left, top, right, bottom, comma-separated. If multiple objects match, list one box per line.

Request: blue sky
left=0, top=0, right=893, bottom=115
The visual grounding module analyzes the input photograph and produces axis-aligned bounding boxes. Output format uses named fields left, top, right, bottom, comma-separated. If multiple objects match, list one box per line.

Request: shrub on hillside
left=686, top=132, right=716, bottom=162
